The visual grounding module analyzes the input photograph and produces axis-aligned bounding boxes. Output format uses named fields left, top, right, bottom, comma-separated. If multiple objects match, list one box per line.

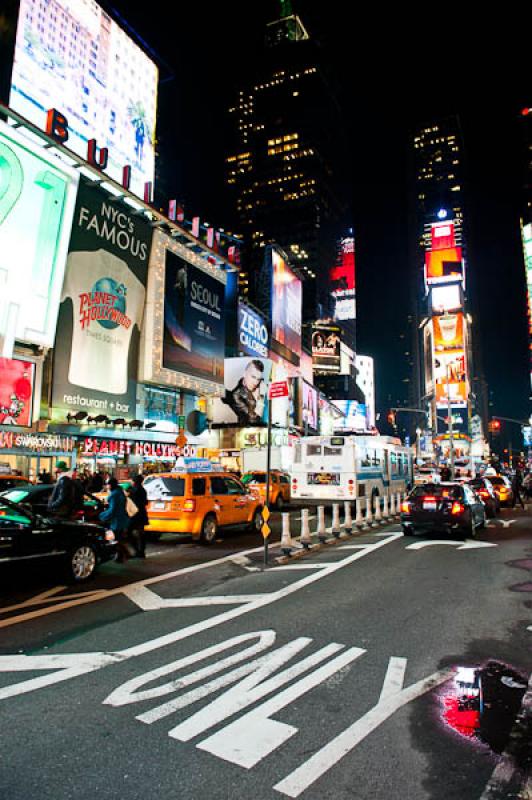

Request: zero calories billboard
left=139, top=231, right=226, bottom=397
left=0, top=120, right=79, bottom=356
left=52, top=180, right=153, bottom=418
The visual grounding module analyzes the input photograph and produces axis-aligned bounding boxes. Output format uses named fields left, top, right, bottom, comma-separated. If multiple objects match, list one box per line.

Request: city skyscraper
left=224, top=0, right=348, bottom=328
left=409, top=115, right=487, bottom=465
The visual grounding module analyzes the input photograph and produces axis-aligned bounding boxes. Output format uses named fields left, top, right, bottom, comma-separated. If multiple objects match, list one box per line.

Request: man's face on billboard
left=243, top=364, right=263, bottom=392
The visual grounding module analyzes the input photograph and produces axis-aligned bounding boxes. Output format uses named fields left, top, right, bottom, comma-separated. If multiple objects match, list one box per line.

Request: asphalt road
left=0, top=505, right=531, bottom=800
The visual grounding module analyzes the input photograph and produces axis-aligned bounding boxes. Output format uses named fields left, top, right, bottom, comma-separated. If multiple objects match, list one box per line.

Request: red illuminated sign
left=269, top=381, right=289, bottom=399
left=0, top=358, right=34, bottom=427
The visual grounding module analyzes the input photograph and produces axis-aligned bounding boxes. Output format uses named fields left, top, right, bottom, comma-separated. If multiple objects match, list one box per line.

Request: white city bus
left=290, top=434, right=413, bottom=505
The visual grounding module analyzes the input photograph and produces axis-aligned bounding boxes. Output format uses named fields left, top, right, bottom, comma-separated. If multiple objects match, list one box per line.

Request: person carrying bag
left=127, top=475, right=149, bottom=558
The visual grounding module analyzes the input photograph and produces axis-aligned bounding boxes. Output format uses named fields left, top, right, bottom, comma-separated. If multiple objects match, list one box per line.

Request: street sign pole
left=264, top=391, right=272, bottom=566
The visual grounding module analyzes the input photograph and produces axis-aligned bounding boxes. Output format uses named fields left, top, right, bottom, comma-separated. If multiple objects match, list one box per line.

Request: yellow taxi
left=486, top=475, right=513, bottom=507
left=241, top=469, right=291, bottom=509
left=143, top=460, right=264, bottom=544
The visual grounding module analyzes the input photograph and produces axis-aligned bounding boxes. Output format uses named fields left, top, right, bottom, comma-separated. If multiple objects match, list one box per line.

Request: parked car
left=0, top=484, right=105, bottom=522
left=144, top=466, right=264, bottom=545
left=401, top=482, right=486, bottom=538
left=487, top=475, right=513, bottom=507
left=241, top=469, right=291, bottom=509
left=0, top=496, right=116, bottom=581
left=413, top=468, right=441, bottom=486
left=0, top=475, right=32, bottom=491
left=468, top=478, right=500, bottom=518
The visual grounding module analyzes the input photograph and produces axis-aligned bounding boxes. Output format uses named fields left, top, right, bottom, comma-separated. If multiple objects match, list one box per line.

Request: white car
left=413, top=469, right=441, bottom=485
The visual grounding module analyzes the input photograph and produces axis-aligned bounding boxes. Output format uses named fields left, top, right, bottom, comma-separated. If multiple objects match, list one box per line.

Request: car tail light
left=105, top=530, right=116, bottom=542
left=451, top=502, right=465, bottom=515
left=292, top=479, right=298, bottom=488
left=348, top=479, right=354, bottom=486
left=401, top=501, right=411, bottom=513
left=479, top=490, right=489, bottom=498
left=423, top=496, right=436, bottom=502
left=183, top=500, right=196, bottom=512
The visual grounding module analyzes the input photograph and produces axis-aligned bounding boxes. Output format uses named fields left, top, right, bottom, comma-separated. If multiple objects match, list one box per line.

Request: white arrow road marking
left=0, top=533, right=402, bottom=700
left=274, top=663, right=453, bottom=798
left=270, top=564, right=331, bottom=571
left=122, top=586, right=269, bottom=610
left=338, top=545, right=370, bottom=550
left=406, top=539, right=498, bottom=550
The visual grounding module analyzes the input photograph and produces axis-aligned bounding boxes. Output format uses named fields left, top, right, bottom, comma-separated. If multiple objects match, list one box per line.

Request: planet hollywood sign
left=81, top=437, right=192, bottom=459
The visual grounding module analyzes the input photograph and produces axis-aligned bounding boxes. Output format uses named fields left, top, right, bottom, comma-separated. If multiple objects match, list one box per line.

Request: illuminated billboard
left=10, top=0, right=158, bottom=197
left=0, top=120, right=79, bottom=356
left=521, top=222, right=532, bottom=389
left=312, top=323, right=341, bottom=373
left=425, top=246, right=463, bottom=285
left=270, top=247, right=302, bottom=363
left=431, top=284, right=462, bottom=314
left=238, top=301, right=269, bottom=358
left=299, top=379, right=319, bottom=432
left=331, top=400, right=367, bottom=431
left=330, top=236, right=356, bottom=321
left=140, top=231, right=227, bottom=398
left=52, top=180, right=153, bottom=418
left=432, top=313, right=468, bottom=408
left=0, top=358, right=35, bottom=427
left=212, top=357, right=272, bottom=427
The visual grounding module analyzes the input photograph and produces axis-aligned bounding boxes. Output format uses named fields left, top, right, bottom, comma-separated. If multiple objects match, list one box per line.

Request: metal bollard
left=280, top=512, right=293, bottom=556
left=300, top=508, right=313, bottom=549
left=344, top=501, right=353, bottom=534
left=364, top=498, right=373, bottom=529
left=331, top=503, right=341, bottom=538
left=389, top=492, right=396, bottom=516
left=383, top=493, right=389, bottom=519
left=355, top=498, right=365, bottom=528
left=374, top=494, right=383, bottom=523
left=317, top=505, right=327, bottom=543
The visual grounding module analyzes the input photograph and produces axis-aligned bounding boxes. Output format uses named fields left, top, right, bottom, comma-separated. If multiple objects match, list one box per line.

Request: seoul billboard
left=10, top=0, right=158, bottom=197
left=139, top=231, right=226, bottom=398
left=270, top=247, right=302, bottom=363
left=330, top=236, right=356, bottom=321
left=0, top=119, right=79, bottom=356
left=51, top=180, right=153, bottom=418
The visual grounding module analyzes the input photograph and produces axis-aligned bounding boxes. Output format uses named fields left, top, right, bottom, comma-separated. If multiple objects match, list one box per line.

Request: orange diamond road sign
left=176, top=432, right=187, bottom=448
left=262, top=507, right=271, bottom=522
left=261, top=523, right=271, bottom=539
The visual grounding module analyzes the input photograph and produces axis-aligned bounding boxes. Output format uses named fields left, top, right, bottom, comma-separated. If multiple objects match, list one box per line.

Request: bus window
left=323, top=446, right=342, bottom=456
left=372, top=451, right=381, bottom=467
left=293, top=443, right=302, bottom=464
left=307, top=445, right=322, bottom=457
left=384, top=450, right=389, bottom=477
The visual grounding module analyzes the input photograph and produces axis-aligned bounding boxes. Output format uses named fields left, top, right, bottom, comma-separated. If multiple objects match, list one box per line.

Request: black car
left=468, top=478, right=500, bottom=518
left=0, top=496, right=117, bottom=582
left=0, top=484, right=105, bottom=522
left=401, top=482, right=486, bottom=538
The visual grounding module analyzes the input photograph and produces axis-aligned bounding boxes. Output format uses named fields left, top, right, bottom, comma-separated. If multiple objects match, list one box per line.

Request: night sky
left=109, top=2, right=529, bottom=445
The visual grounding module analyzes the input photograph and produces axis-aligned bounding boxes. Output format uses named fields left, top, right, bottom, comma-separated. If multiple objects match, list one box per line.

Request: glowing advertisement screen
left=432, top=313, right=468, bottom=408
left=299, top=379, right=319, bottom=432
left=330, top=236, right=356, bottom=321
left=10, top=0, right=158, bottom=197
left=425, top=246, right=463, bottom=285
left=332, top=400, right=367, bottom=431
left=431, top=284, right=462, bottom=314
left=271, top=248, right=302, bottom=362
left=0, top=358, right=35, bottom=427
left=52, top=180, right=153, bottom=418
left=312, top=324, right=341, bottom=373
left=0, top=120, right=78, bottom=355
left=212, top=357, right=272, bottom=427
left=521, top=222, right=532, bottom=389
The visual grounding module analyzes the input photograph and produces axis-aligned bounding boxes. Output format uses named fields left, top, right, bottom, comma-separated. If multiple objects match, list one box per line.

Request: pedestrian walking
left=127, top=475, right=149, bottom=558
left=47, top=461, right=74, bottom=518
left=99, top=477, right=131, bottom=562
left=87, top=471, right=104, bottom=493
left=512, top=470, right=525, bottom=509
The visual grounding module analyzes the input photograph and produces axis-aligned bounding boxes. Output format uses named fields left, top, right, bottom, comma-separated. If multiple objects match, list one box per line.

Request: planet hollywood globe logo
left=78, top=277, right=132, bottom=331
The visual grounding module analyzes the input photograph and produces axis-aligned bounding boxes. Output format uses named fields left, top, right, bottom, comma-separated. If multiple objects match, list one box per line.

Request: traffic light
left=387, top=410, right=396, bottom=426
left=488, top=419, right=501, bottom=434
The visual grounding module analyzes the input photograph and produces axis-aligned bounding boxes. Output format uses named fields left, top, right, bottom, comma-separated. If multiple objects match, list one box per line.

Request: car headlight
left=104, top=531, right=116, bottom=543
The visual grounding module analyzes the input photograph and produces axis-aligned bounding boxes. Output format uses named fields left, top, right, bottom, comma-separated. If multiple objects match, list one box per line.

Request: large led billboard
left=52, top=180, right=153, bottom=417
left=330, top=236, right=356, bottom=321
left=521, top=222, right=532, bottom=389
left=299, top=379, right=319, bottom=432
left=0, top=119, right=79, bottom=356
left=430, top=284, right=462, bottom=314
left=238, top=301, right=269, bottom=358
left=425, top=246, right=463, bottom=285
left=331, top=399, right=367, bottom=431
left=0, top=357, right=35, bottom=427
left=270, top=247, right=302, bottom=363
left=432, top=313, right=468, bottom=408
left=10, top=0, right=158, bottom=197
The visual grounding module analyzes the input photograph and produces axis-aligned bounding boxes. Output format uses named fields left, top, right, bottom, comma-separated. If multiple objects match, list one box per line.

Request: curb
left=479, top=671, right=532, bottom=799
